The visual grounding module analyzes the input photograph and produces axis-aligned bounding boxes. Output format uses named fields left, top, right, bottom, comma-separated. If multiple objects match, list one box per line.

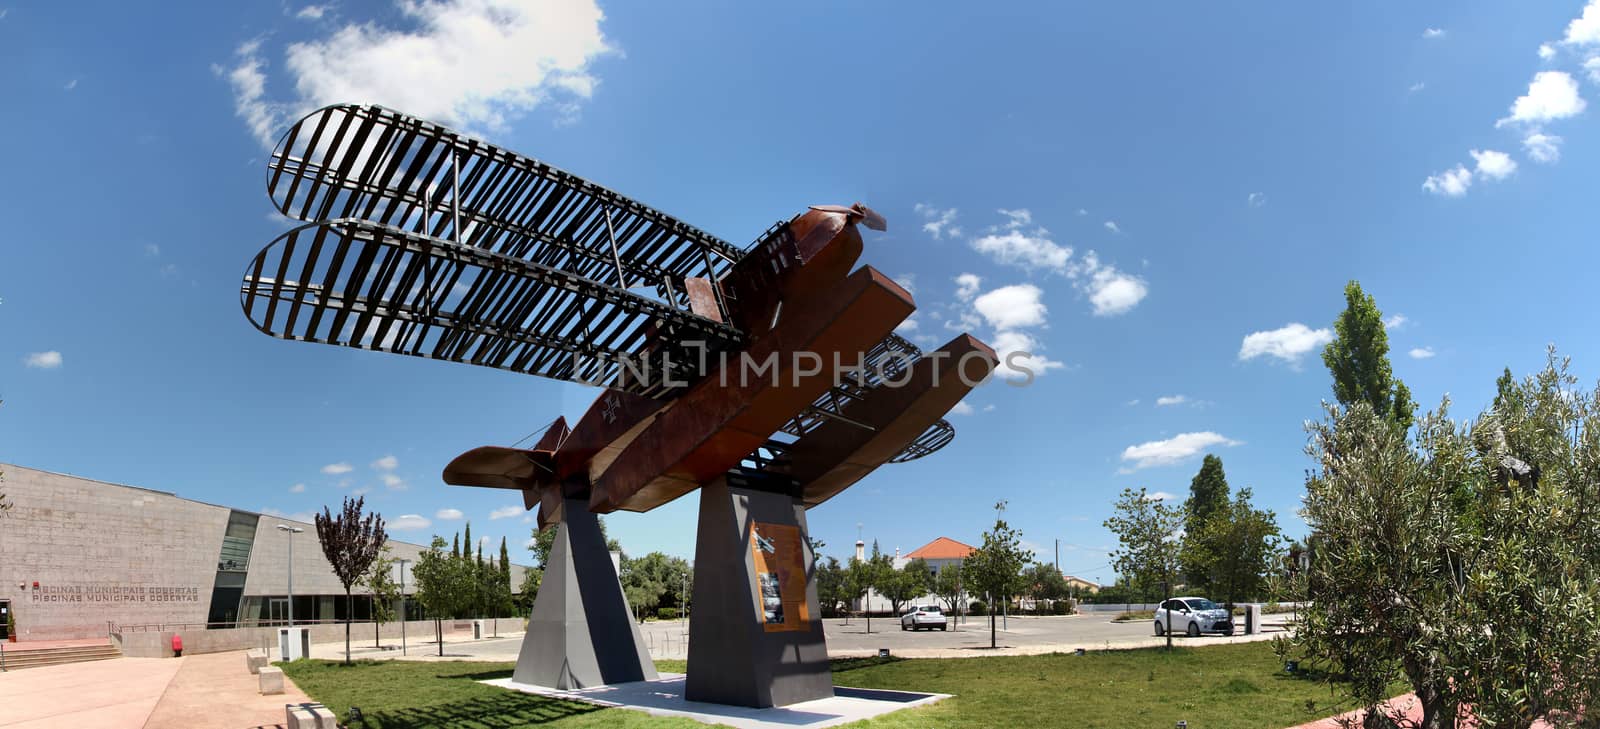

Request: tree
left=815, top=556, right=848, bottom=617
left=1321, top=280, right=1415, bottom=431
left=931, top=564, right=965, bottom=618
left=1180, top=455, right=1231, bottom=592
left=1023, top=563, right=1069, bottom=613
left=313, top=495, right=387, bottom=664
left=1192, top=488, right=1279, bottom=608
left=1281, top=351, right=1600, bottom=729
left=413, top=536, right=471, bottom=656
left=363, top=546, right=401, bottom=648
left=881, top=558, right=930, bottom=616
left=844, top=556, right=875, bottom=631
left=530, top=517, right=621, bottom=568
left=1104, top=487, right=1182, bottom=649
left=515, top=566, right=542, bottom=612
left=962, top=517, right=1032, bottom=648
left=498, top=538, right=514, bottom=616
left=620, top=551, right=689, bottom=620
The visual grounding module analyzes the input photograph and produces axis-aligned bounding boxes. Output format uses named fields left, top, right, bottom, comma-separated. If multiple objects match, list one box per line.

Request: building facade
left=0, top=464, right=528, bottom=641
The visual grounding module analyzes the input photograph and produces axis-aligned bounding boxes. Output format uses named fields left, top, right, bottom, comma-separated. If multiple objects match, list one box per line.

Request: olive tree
left=1104, top=487, right=1183, bottom=648
left=1281, top=352, right=1600, bottom=729
left=961, top=516, right=1032, bottom=648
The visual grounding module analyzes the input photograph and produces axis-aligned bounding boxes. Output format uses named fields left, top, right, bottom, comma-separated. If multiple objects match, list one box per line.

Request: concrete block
left=285, top=703, right=336, bottom=729
left=246, top=651, right=269, bottom=674
left=259, top=665, right=285, bottom=695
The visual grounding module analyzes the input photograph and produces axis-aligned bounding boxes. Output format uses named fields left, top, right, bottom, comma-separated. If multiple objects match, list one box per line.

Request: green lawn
left=279, top=643, right=1351, bottom=729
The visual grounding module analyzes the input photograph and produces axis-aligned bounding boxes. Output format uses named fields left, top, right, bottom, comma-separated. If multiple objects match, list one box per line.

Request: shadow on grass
left=830, top=655, right=903, bottom=673
left=352, top=694, right=604, bottom=729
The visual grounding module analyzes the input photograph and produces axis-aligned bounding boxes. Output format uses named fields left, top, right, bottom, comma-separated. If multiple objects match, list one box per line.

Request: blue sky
left=5, top=1, right=1600, bottom=580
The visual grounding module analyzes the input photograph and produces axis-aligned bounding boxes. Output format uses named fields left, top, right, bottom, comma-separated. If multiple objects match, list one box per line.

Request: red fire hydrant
left=171, top=633, right=183, bottom=658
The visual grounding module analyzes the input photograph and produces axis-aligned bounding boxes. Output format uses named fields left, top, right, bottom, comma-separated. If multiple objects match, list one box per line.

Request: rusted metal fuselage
left=442, top=205, right=991, bottom=526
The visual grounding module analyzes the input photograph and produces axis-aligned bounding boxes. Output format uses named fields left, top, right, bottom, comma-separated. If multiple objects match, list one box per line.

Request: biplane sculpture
left=241, top=104, right=995, bottom=707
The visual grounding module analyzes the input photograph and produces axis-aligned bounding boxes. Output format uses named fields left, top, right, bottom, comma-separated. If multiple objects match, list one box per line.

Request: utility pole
left=1054, top=539, right=1059, bottom=571
left=398, top=558, right=409, bottom=656
left=275, top=525, right=304, bottom=626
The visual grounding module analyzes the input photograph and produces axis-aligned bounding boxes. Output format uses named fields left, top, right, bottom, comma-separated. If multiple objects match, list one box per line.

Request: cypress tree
left=1321, top=280, right=1415, bottom=430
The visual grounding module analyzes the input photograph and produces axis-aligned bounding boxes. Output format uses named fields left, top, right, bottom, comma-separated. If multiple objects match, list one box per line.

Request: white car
left=1154, top=597, right=1233, bottom=637
left=900, top=605, right=948, bottom=631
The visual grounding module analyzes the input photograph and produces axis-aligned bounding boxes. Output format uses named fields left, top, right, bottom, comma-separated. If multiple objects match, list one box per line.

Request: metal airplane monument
left=240, top=104, right=996, bottom=708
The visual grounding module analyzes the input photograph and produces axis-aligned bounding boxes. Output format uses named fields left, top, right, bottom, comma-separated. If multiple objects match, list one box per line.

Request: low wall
left=112, top=617, right=519, bottom=657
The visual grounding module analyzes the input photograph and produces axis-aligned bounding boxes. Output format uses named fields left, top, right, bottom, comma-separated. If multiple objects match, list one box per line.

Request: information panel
left=749, top=522, right=811, bottom=632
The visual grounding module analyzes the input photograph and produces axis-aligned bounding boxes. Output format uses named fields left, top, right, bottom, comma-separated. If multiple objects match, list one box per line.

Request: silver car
left=1154, top=597, right=1233, bottom=637
left=900, top=605, right=948, bottom=631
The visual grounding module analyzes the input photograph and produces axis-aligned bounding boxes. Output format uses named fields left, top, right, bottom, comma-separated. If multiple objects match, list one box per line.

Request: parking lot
left=368, top=613, right=1289, bottom=663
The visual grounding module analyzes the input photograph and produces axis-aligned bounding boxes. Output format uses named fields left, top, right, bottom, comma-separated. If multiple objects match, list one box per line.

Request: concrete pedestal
left=277, top=627, right=309, bottom=661
left=512, top=499, right=657, bottom=689
left=686, top=479, right=832, bottom=708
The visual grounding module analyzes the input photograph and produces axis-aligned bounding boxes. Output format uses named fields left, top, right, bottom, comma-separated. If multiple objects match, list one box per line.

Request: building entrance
left=0, top=600, right=10, bottom=639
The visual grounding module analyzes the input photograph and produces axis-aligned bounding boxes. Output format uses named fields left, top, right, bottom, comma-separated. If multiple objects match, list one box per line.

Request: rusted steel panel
left=591, top=267, right=914, bottom=513
left=787, top=334, right=996, bottom=508
left=683, top=277, right=724, bottom=323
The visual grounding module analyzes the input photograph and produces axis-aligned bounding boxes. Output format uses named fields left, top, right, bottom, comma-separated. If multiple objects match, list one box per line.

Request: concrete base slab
left=484, top=674, right=948, bottom=729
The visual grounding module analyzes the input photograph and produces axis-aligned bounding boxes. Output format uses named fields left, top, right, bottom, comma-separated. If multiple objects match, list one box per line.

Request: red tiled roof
left=905, top=537, right=976, bottom=560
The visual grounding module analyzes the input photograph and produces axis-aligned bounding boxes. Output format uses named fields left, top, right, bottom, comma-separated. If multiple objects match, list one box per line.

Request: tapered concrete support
left=686, top=479, right=832, bottom=707
left=512, top=499, right=657, bottom=689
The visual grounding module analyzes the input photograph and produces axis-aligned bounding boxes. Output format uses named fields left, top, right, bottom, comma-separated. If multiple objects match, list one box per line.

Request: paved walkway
left=0, top=652, right=311, bottom=729
left=1287, top=694, right=1557, bottom=729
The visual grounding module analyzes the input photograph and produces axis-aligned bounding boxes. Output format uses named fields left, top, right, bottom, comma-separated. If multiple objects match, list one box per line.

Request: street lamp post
left=397, top=558, right=409, bottom=656
left=276, top=525, right=304, bottom=627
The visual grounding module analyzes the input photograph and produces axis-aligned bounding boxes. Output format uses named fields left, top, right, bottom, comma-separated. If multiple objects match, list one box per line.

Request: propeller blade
left=807, top=203, right=888, bottom=232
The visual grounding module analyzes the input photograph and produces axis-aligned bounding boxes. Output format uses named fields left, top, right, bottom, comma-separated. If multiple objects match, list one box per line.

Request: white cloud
left=381, top=473, right=406, bottom=490
left=1524, top=133, right=1563, bottom=163
left=436, top=508, right=464, bottom=520
left=295, top=4, right=328, bottom=20
left=1408, top=82, right=1426, bottom=94
left=989, top=329, right=1065, bottom=381
left=352, top=486, right=373, bottom=496
left=1384, top=314, right=1407, bottom=329
left=1120, top=432, right=1241, bottom=471
left=390, top=514, right=432, bottom=530
left=914, top=204, right=960, bottom=239
left=1497, top=71, right=1586, bottom=127
left=63, top=78, right=77, bottom=91
left=1422, top=28, right=1446, bottom=39
left=982, top=404, right=996, bottom=412
left=1076, top=208, right=1088, bottom=216
left=973, top=285, right=1047, bottom=330
left=289, top=483, right=307, bottom=494
left=371, top=454, right=398, bottom=471
left=490, top=505, right=524, bottom=520
left=222, top=0, right=613, bottom=148
left=894, top=317, right=919, bottom=334
left=1155, top=395, right=1189, bottom=407
left=144, top=243, right=161, bottom=257
left=24, top=351, right=63, bottom=369
left=1409, top=347, right=1436, bottom=359
left=1470, top=149, right=1517, bottom=180
left=321, top=462, right=353, bottom=475
left=1247, top=192, right=1266, bottom=207
left=953, top=274, right=983, bottom=303
left=1587, top=56, right=1600, bottom=83
left=1564, top=0, right=1600, bottom=46
left=1078, top=254, right=1147, bottom=317
left=1238, top=323, right=1333, bottom=365
left=950, top=401, right=975, bottom=416
left=1144, top=491, right=1177, bottom=502
left=1422, top=165, right=1473, bottom=197
left=1103, top=220, right=1121, bottom=234
left=1540, top=43, right=1557, bottom=60
left=970, top=229, right=1072, bottom=272
left=1126, top=399, right=1141, bottom=406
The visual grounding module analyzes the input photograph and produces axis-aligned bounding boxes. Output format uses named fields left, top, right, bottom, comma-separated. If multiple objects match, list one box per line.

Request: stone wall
left=0, top=465, right=227, bottom=640
left=0, top=464, right=536, bottom=641
left=112, top=617, right=519, bottom=657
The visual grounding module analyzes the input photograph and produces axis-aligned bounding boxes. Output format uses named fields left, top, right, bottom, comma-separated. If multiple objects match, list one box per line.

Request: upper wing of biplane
left=241, top=218, right=743, bottom=398
left=266, top=104, right=744, bottom=318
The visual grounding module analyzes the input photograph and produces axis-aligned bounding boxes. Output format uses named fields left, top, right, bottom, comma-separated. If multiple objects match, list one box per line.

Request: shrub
left=1052, top=600, right=1073, bottom=615
left=969, top=600, right=986, bottom=616
left=656, top=607, right=680, bottom=621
